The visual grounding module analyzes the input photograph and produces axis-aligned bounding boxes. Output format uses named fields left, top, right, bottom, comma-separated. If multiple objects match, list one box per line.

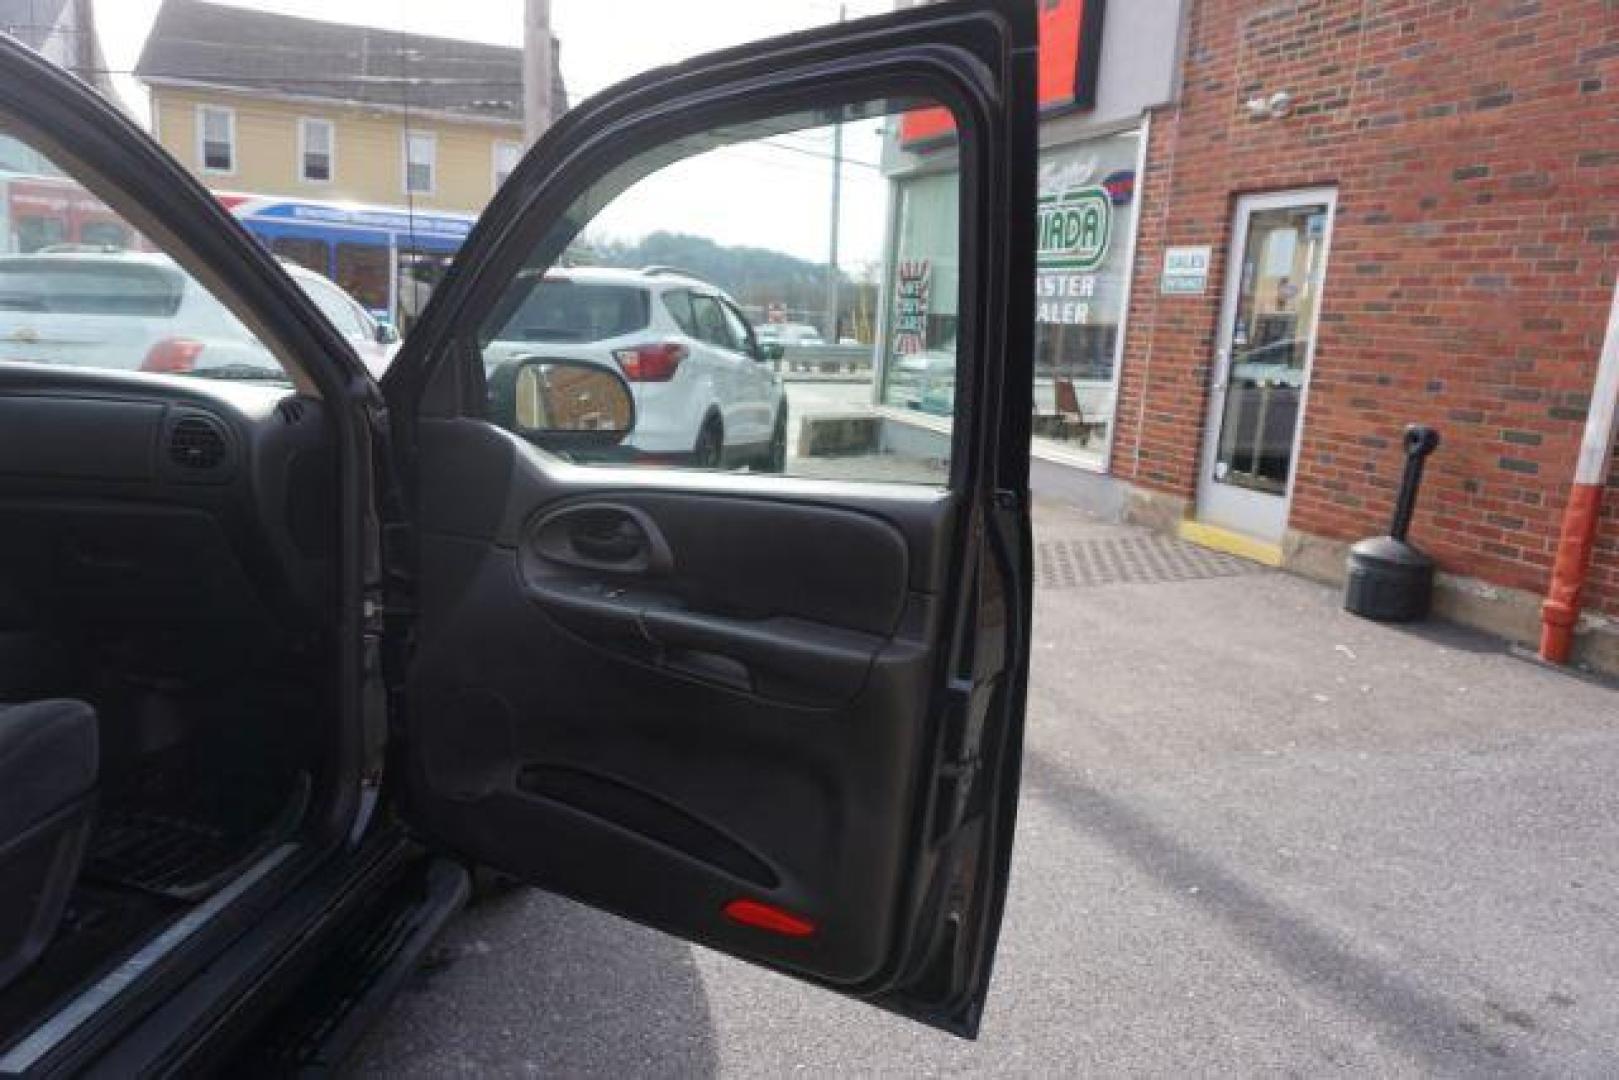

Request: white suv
left=482, top=266, right=787, bottom=470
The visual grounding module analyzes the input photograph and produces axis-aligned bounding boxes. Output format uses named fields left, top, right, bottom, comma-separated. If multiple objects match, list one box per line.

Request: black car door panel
left=390, top=0, right=1036, bottom=1036
left=407, top=419, right=954, bottom=985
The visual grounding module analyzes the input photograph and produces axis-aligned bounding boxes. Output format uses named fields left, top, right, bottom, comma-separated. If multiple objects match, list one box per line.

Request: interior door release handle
left=571, top=523, right=643, bottom=563
left=527, top=502, right=674, bottom=575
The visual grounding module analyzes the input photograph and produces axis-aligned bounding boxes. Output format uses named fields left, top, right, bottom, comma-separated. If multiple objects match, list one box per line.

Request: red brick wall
left=1112, top=0, right=1619, bottom=616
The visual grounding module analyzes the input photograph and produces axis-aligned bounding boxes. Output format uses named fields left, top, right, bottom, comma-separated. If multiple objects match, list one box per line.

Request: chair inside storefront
left=1054, top=379, right=1088, bottom=444
left=1032, top=378, right=1105, bottom=447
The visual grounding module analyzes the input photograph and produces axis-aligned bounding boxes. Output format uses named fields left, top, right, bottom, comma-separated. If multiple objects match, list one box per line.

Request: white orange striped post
left=1541, top=281, right=1619, bottom=663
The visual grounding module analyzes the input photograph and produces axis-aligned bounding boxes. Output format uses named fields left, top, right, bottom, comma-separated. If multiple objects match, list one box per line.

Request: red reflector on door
left=722, top=898, right=816, bottom=937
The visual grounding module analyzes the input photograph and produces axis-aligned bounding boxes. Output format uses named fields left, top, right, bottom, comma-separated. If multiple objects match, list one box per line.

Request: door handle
left=527, top=502, right=674, bottom=575
left=570, top=522, right=644, bottom=564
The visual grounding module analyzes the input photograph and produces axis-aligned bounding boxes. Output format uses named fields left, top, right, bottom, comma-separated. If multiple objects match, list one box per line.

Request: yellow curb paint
left=1177, top=521, right=1284, bottom=568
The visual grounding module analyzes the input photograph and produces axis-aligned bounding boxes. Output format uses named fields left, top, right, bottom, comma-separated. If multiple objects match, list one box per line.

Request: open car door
left=384, top=0, right=1036, bottom=1037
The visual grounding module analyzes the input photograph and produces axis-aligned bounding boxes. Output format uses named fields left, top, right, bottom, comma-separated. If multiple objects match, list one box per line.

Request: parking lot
left=353, top=501, right=1619, bottom=1076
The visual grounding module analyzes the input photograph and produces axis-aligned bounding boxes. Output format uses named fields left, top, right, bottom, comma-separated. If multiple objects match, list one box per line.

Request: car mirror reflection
left=488, top=357, right=636, bottom=457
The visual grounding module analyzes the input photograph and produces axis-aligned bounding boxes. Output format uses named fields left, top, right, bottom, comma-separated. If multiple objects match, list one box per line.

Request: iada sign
left=1037, top=187, right=1110, bottom=271
left=901, top=0, right=1107, bottom=148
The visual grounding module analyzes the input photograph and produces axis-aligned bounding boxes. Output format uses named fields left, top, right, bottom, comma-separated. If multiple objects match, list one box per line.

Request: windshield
left=488, top=279, right=651, bottom=344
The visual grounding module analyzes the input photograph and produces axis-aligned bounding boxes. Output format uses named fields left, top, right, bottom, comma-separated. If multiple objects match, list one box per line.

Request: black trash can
left=1344, top=426, right=1440, bottom=622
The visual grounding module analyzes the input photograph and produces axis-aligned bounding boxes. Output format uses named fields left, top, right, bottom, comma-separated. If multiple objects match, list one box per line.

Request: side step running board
left=230, top=857, right=470, bottom=1076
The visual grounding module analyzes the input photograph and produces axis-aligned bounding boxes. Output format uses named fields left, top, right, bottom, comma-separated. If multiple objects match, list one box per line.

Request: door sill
left=0, top=844, right=301, bottom=1077
left=1177, top=520, right=1284, bottom=567
left=225, top=857, right=469, bottom=1074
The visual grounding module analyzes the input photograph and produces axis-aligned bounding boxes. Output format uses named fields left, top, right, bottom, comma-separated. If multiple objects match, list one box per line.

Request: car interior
left=0, top=0, right=1032, bottom=1054
left=0, top=46, right=376, bottom=1045
left=0, top=355, right=338, bottom=1040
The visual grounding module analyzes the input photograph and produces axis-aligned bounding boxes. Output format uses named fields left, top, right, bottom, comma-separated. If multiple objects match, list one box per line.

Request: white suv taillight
left=613, top=342, right=687, bottom=382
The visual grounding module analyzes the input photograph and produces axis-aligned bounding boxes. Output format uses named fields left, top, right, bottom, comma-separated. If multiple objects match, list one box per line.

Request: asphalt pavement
left=351, top=501, right=1619, bottom=1077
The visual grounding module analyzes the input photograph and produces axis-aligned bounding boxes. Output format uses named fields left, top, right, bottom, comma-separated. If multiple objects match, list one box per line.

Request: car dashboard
left=0, top=363, right=338, bottom=642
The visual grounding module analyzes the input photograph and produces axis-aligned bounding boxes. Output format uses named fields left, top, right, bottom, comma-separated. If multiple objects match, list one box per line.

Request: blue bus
left=217, top=192, right=477, bottom=331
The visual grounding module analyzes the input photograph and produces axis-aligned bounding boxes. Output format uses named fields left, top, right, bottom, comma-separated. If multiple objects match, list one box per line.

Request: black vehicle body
left=0, top=2, right=1037, bottom=1074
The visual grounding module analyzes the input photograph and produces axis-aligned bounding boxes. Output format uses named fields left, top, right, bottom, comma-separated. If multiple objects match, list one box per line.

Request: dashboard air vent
left=168, top=414, right=228, bottom=471
left=276, top=397, right=307, bottom=426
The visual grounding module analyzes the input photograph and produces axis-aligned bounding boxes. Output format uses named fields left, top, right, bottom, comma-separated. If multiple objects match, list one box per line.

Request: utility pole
left=523, top=0, right=554, bottom=147
left=823, top=3, right=846, bottom=343
left=71, top=0, right=96, bottom=81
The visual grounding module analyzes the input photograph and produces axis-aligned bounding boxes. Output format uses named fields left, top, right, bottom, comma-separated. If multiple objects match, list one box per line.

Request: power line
left=748, top=139, right=880, bottom=171
left=139, top=33, right=520, bottom=59
left=722, top=145, right=884, bottom=179
left=69, top=66, right=526, bottom=87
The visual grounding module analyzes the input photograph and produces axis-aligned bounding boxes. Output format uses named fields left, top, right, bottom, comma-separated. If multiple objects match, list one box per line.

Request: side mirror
left=487, top=357, right=636, bottom=457
left=757, top=342, right=785, bottom=362
left=375, top=322, right=401, bottom=345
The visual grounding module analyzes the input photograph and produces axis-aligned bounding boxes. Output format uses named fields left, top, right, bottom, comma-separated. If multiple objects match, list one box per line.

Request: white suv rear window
left=0, top=260, right=185, bottom=317
left=490, top=279, right=651, bottom=343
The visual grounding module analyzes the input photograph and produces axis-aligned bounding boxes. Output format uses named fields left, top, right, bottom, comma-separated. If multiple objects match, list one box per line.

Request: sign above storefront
left=1037, top=186, right=1111, bottom=271
left=1160, top=245, right=1212, bottom=295
left=900, top=0, right=1107, bottom=148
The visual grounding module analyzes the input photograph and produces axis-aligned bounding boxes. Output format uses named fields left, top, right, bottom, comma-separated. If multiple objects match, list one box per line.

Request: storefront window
left=880, top=128, right=1141, bottom=469
left=1031, top=129, right=1139, bottom=464
left=880, top=171, right=960, bottom=418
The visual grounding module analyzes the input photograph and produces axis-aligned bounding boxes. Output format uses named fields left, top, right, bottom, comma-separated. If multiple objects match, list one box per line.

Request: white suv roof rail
left=640, top=265, right=707, bottom=281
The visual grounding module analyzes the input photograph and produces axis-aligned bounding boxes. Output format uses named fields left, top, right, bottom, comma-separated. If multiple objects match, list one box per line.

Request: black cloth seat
left=0, top=699, right=98, bottom=990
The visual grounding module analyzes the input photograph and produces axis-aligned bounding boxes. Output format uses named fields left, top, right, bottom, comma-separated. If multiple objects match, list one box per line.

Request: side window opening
left=661, top=289, right=698, bottom=335
left=474, top=95, right=959, bottom=484
left=691, top=295, right=734, bottom=350
left=718, top=300, right=756, bottom=356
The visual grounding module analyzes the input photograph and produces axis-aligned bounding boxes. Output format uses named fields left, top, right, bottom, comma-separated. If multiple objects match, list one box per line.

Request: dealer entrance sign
left=1160, top=245, right=1212, bottom=295
left=1036, top=187, right=1111, bottom=272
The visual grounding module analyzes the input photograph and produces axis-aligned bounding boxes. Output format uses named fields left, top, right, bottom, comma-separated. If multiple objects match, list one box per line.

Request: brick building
left=877, top=0, right=1618, bottom=671
left=1109, top=0, right=1618, bottom=670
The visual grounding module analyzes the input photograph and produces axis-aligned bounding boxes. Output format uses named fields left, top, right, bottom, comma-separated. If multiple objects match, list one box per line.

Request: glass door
left=1196, top=189, right=1336, bottom=542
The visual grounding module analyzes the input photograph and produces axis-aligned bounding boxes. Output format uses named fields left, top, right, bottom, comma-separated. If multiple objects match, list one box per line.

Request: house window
left=299, top=118, right=334, bottom=183
left=404, top=131, right=436, bottom=195
left=198, top=105, right=235, bottom=173
left=493, top=140, right=522, bottom=191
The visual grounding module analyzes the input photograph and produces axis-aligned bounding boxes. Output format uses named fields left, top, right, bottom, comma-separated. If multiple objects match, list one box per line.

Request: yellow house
left=145, top=86, right=531, bottom=217
left=136, top=0, right=565, bottom=218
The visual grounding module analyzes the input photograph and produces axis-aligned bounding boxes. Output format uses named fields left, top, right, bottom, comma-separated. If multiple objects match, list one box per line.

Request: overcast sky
left=90, top=0, right=899, bottom=266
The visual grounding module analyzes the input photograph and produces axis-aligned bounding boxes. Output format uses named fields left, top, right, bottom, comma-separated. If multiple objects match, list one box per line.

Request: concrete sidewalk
left=353, top=503, right=1619, bottom=1077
